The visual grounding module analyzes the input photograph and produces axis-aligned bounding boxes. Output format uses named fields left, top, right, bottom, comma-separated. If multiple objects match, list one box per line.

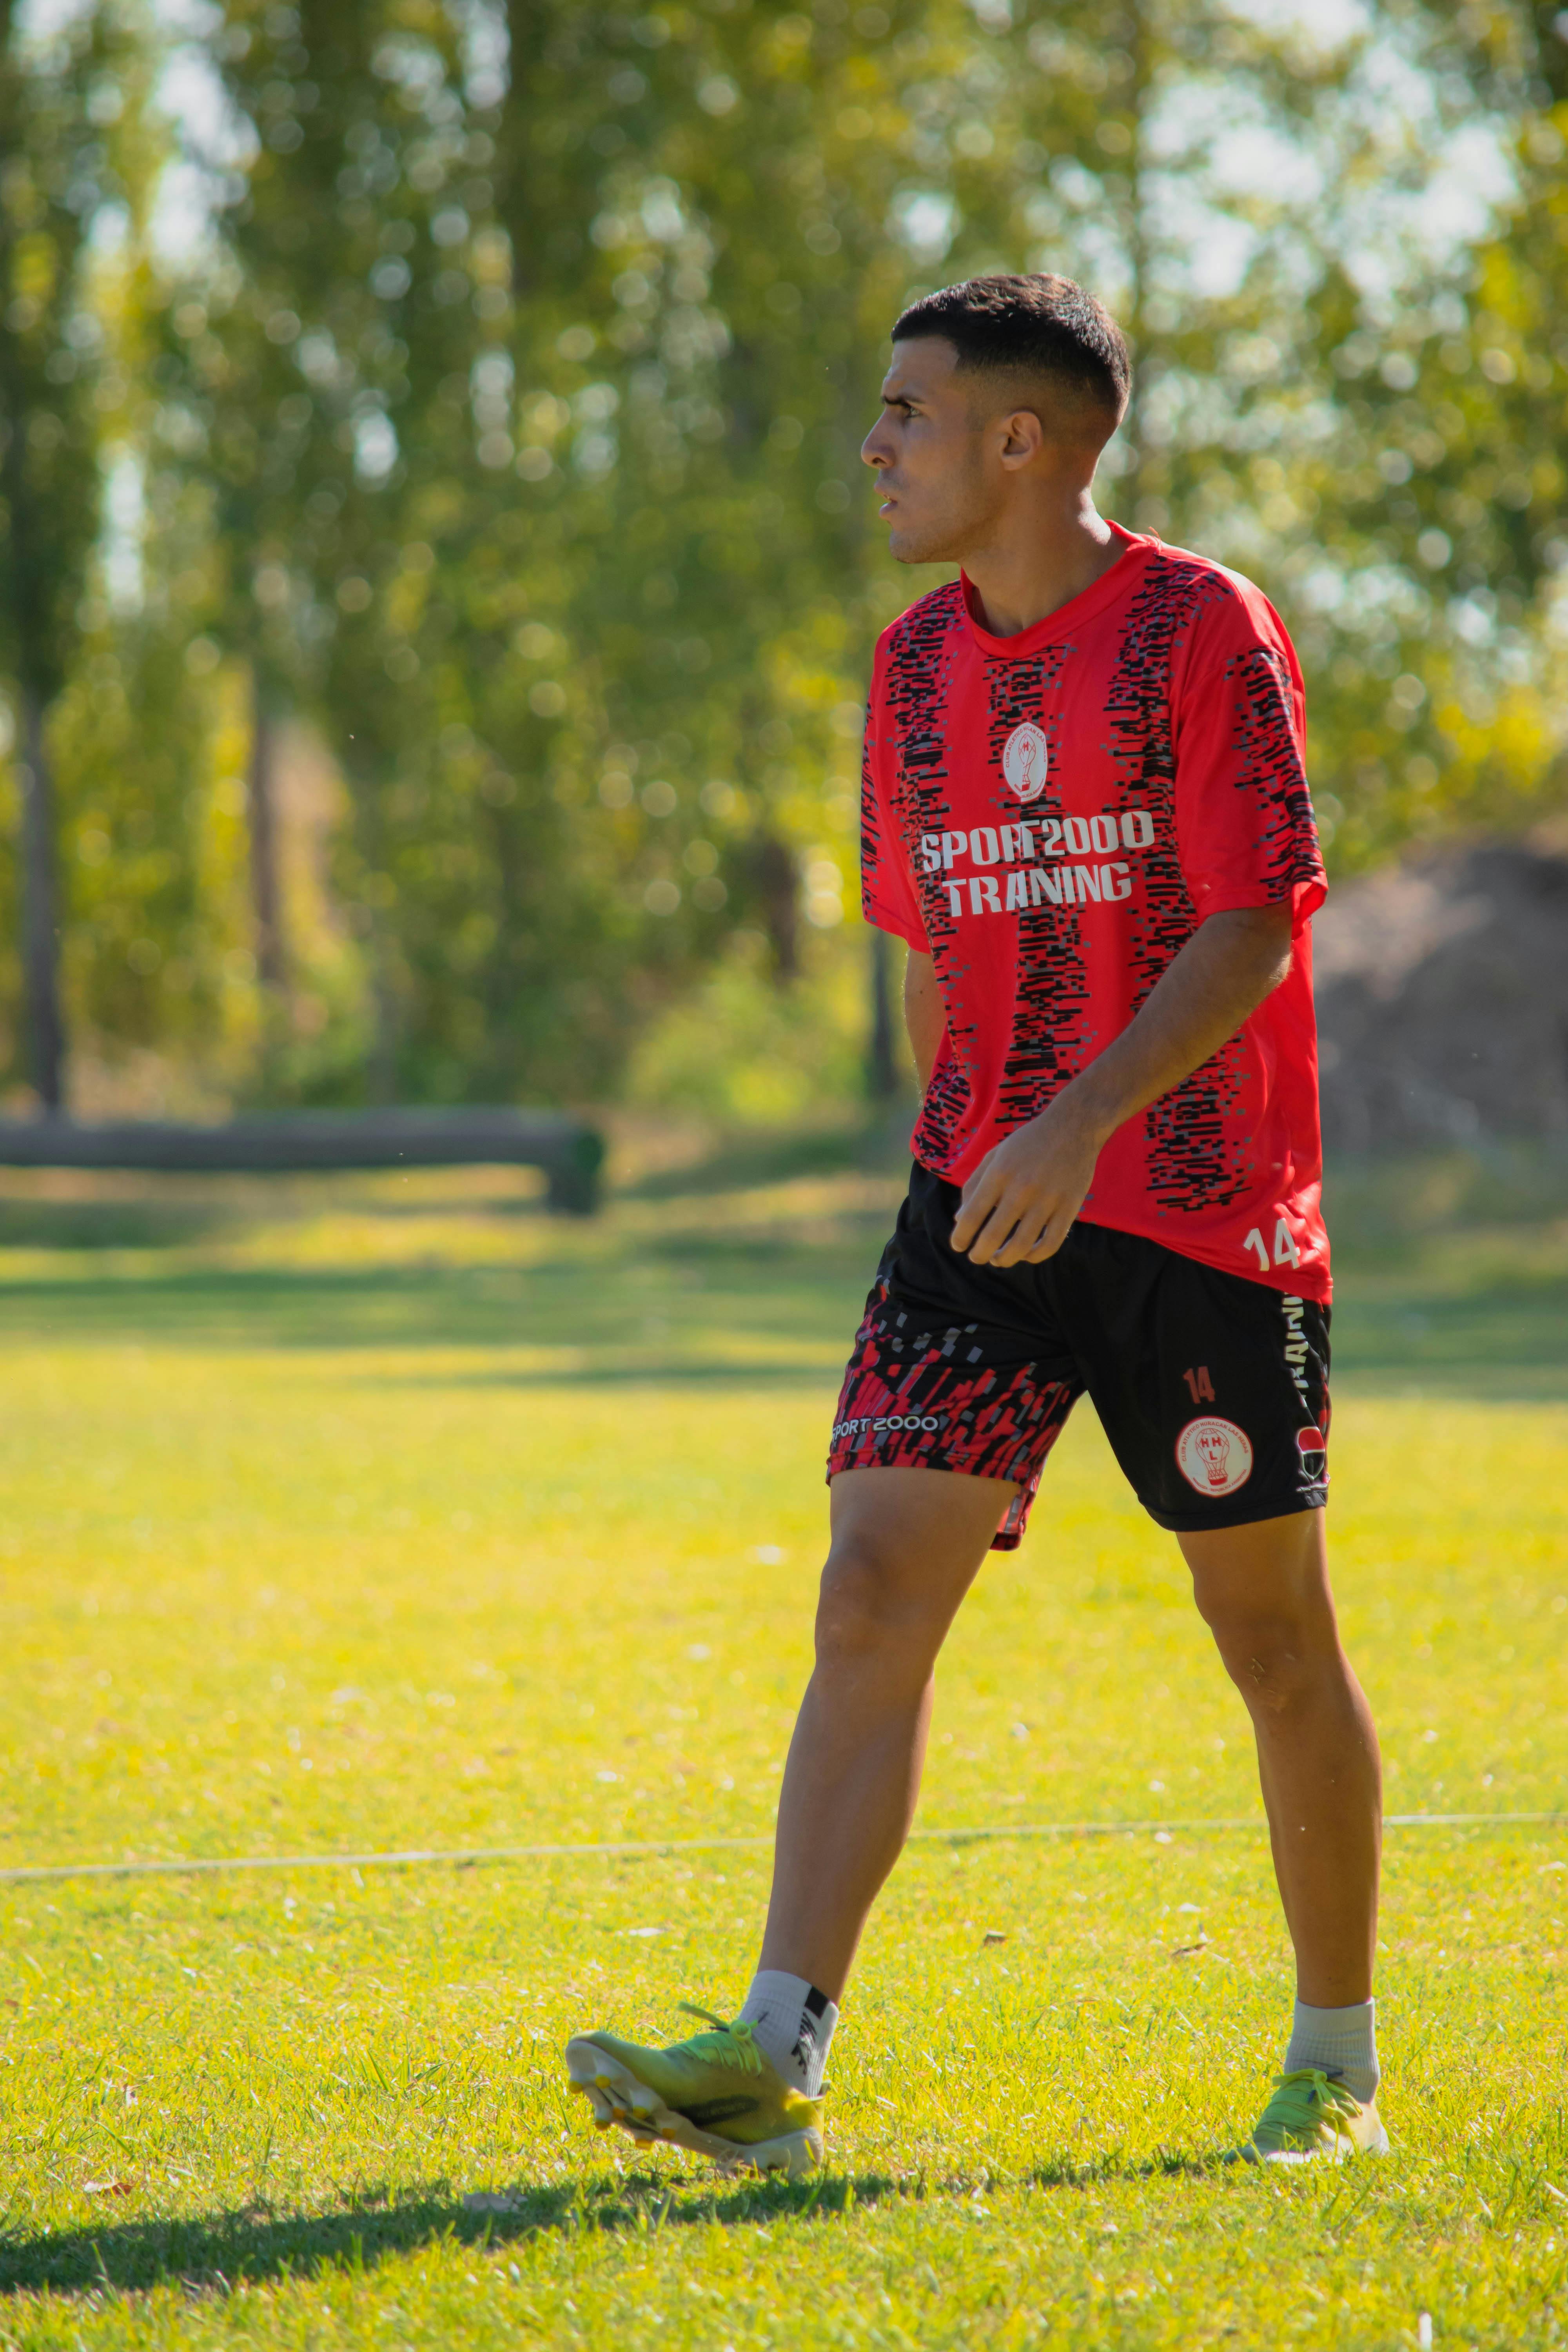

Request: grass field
left=0, top=1130, right=1565, bottom=2349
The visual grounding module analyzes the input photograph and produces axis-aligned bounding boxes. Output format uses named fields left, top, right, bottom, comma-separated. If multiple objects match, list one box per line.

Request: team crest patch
left=1175, top=1416, right=1254, bottom=1498
left=1001, top=721, right=1050, bottom=802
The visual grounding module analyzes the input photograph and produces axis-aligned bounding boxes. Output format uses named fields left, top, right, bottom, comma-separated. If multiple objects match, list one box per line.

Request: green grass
left=0, top=1136, right=1565, bottom=2348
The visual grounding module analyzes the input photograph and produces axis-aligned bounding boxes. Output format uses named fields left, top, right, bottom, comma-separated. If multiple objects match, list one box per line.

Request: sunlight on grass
left=0, top=1161, right=1564, bottom=2347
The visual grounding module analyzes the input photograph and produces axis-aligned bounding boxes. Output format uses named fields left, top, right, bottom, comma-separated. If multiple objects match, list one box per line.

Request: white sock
left=1284, top=1997, right=1379, bottom=2105
left=737, top=1970, right=837, bottom=2097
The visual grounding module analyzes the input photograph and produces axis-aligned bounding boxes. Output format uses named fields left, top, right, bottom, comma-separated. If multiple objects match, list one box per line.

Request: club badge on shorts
left=1001, top=721, right=1050, bottom=802
left=1175, top=1415, right=1254, bottom=1498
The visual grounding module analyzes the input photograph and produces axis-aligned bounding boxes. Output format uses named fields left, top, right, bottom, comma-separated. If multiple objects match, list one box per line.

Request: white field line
left=0, top=1813, right=1561, bottom=1887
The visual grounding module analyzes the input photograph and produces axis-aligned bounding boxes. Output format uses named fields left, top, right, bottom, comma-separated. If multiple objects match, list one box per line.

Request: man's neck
left=961, top=497, right=1125, bottom=639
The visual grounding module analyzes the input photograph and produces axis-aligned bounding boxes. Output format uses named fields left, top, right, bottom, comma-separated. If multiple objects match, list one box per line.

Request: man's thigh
left=827, top=1164, right=1082, bottom=1554
left=830, top=1462, right=1020, bottom=1559
left=824, top=1466, right=1019, bottom=1651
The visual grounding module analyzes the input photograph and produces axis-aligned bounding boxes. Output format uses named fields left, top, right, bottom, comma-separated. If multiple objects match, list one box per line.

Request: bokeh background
left=1, top=12, right=1566, bottom=2334
left=1, top=0, right=1565, bottom=1130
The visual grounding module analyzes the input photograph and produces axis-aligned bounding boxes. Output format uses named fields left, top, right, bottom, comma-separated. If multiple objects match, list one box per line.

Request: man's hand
left=949, top=903, right=1295, bottom=1269
left=950, top=1088, right=1107, bottom=1266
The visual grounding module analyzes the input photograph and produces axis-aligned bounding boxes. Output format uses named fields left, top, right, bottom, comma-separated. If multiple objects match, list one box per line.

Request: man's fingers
left=951, top=1162, right=1005, bottom=1252
left=962, top=1198, right=1025, bottom=1263
left=964, top=1184, right=1036, bottom=1262
left=964, top=1187, right=1058, bottom=1265
left=1006, top=1216, right=1054, bottom=1265
left=992, top=1214, right=1054, bottom=1267
left=982, top=1207, right=1039, bottom=1266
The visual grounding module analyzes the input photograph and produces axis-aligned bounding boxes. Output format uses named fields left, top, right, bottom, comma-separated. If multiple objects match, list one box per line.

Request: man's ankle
left=1284, top=1995, right=1379, bottom=2105
left=737, top=1971, right=838, bottom=2097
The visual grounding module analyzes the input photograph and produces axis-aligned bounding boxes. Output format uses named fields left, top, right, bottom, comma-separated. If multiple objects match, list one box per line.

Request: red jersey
left=860, top=526, right=1331, bottom=1300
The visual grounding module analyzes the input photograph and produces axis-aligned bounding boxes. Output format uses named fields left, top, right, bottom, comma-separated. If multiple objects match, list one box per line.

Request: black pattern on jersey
left=1100, top=552, right=1253, bottom=1213
left=1102, top=550, right=1195, bottom=1010
left=983, top=646, right=1067, bottom=770
left=1138, top=633, right=1320, bottom=1211
left=878, top=583, right=975, bottom=1161
left=985, top=647, right=1093, bottom=1136
left=1233, top=641, right=1319, bottom=898
left=1100, top=553, right=1318, bottom=1216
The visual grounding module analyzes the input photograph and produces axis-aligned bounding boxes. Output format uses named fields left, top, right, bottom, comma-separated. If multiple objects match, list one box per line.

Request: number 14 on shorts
left=1243, top=1220, right=1301, bottom=1272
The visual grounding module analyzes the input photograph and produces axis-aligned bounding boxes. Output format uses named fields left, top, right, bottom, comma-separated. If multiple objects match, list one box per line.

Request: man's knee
left=1185, top=1514, right=1339, bottom=1720
left=1200, top=1597, right=1331, bottom=1719
left=813, top=1530, right=941, bottom=1676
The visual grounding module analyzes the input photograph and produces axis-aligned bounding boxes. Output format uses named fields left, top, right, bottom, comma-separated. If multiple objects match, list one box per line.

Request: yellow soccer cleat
left=1242, top=2066, right=1389, bottom=2165
left=564, top=2003, right=825, bottom=2180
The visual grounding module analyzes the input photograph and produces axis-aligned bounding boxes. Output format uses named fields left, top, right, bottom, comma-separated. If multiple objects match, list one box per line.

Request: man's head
left=862, top=272, right=1131, bottom=564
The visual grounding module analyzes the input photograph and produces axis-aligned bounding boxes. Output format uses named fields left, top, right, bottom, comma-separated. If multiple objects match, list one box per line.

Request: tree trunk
left=1123, top=0, right=1153, bottom=516
left=752, top=832, right=799, bottom=980
left=866, top=924, right=897, bottom=1102
left=367, top=926, right=399, bottom=1105
left=345, top=758, right=399, bottom=1103
left=247, top=672, right=286, bottom=989
left=19, top=684, right=64, bottom=1115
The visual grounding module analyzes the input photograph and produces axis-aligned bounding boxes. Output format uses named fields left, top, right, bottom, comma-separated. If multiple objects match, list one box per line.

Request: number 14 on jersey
left=1244, top=1220, right=1301, bottom=1273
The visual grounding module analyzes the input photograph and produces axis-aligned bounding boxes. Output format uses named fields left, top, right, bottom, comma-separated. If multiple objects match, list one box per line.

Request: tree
left=0, top=0, right=117, bottom=1110
left=1290, top=0, right=1568, bottom=860
left=12, top=0, right=1559, bottom=1120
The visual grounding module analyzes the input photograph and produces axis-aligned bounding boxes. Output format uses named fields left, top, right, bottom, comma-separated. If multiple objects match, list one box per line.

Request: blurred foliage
left=0, top=0, right=1564, bottom=1109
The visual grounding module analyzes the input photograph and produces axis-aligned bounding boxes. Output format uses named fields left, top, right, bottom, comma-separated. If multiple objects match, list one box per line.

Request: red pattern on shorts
left=826, top=1278, right=1076, bottom=1550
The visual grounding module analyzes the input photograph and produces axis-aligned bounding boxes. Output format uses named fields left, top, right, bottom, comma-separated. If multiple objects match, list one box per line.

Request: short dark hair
left=892, top=272, right=1131, bottom=432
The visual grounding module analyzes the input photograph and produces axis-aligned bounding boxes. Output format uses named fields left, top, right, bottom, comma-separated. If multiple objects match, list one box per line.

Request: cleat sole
left=564, top=2036, right=823, bottom=2180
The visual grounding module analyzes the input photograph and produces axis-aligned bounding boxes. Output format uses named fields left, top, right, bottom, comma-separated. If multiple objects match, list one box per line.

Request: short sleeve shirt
left=860, top=526, right=1331, bottom=1299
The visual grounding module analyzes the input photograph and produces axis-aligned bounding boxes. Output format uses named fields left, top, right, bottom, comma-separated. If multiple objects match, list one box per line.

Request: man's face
left=861, top=336, right=1009, bottom=564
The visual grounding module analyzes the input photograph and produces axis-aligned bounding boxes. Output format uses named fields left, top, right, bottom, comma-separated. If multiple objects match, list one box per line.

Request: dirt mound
left=1312, top=839, right=1568, bottom=1151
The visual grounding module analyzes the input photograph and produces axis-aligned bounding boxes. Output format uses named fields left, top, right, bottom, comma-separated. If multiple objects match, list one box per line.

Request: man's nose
left=861, top=426, right=891, bottom=468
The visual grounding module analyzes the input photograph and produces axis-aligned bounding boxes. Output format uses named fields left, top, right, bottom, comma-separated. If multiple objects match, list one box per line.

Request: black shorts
left=827, top=1161, right=1330, bottom=1549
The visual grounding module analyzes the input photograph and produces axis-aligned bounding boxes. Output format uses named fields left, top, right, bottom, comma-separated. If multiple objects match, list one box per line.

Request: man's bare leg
left=757, top=1465, right=1015, bottom=2002
left=1183, top=1510, right=1381, bottom=2007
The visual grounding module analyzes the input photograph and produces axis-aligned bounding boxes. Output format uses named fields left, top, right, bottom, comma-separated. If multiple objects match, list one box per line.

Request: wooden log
left=0, top=1111, right=605, bottom=1214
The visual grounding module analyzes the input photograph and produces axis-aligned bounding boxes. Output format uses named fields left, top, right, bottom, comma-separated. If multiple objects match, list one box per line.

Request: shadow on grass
left=619, top=1116, right=911, bottom=1204
left=0, top=1200, right=241, bottom=1251
left=1329, top=1286, right=1568, bottom=1401
left=0, top=2170, right=905, bottom=2295
left=0, top=1140, right=1563, bottom=1399
left=0, top=1256, right=865, bottom=1353
left=4, top=1252, right=1565, bottom=1398
left=0, top=2144, right=1263, bottom=2298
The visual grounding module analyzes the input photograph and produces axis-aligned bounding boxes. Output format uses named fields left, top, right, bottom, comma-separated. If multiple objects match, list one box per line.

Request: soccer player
left=566, top=273, right=1386, bottom=2173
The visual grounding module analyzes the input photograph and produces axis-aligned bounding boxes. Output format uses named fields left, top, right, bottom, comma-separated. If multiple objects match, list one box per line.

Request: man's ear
left=997, top=407, right=1045, bottom=470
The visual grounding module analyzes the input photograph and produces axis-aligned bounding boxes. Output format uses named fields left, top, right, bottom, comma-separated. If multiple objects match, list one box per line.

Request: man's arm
left=904, top=948, right=945, bottom=1093
left=951, top=904, right=1294, bottom=1267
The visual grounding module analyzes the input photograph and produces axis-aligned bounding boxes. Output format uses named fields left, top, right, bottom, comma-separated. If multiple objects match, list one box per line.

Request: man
left=565, top=272, right=1385, bottom=2175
